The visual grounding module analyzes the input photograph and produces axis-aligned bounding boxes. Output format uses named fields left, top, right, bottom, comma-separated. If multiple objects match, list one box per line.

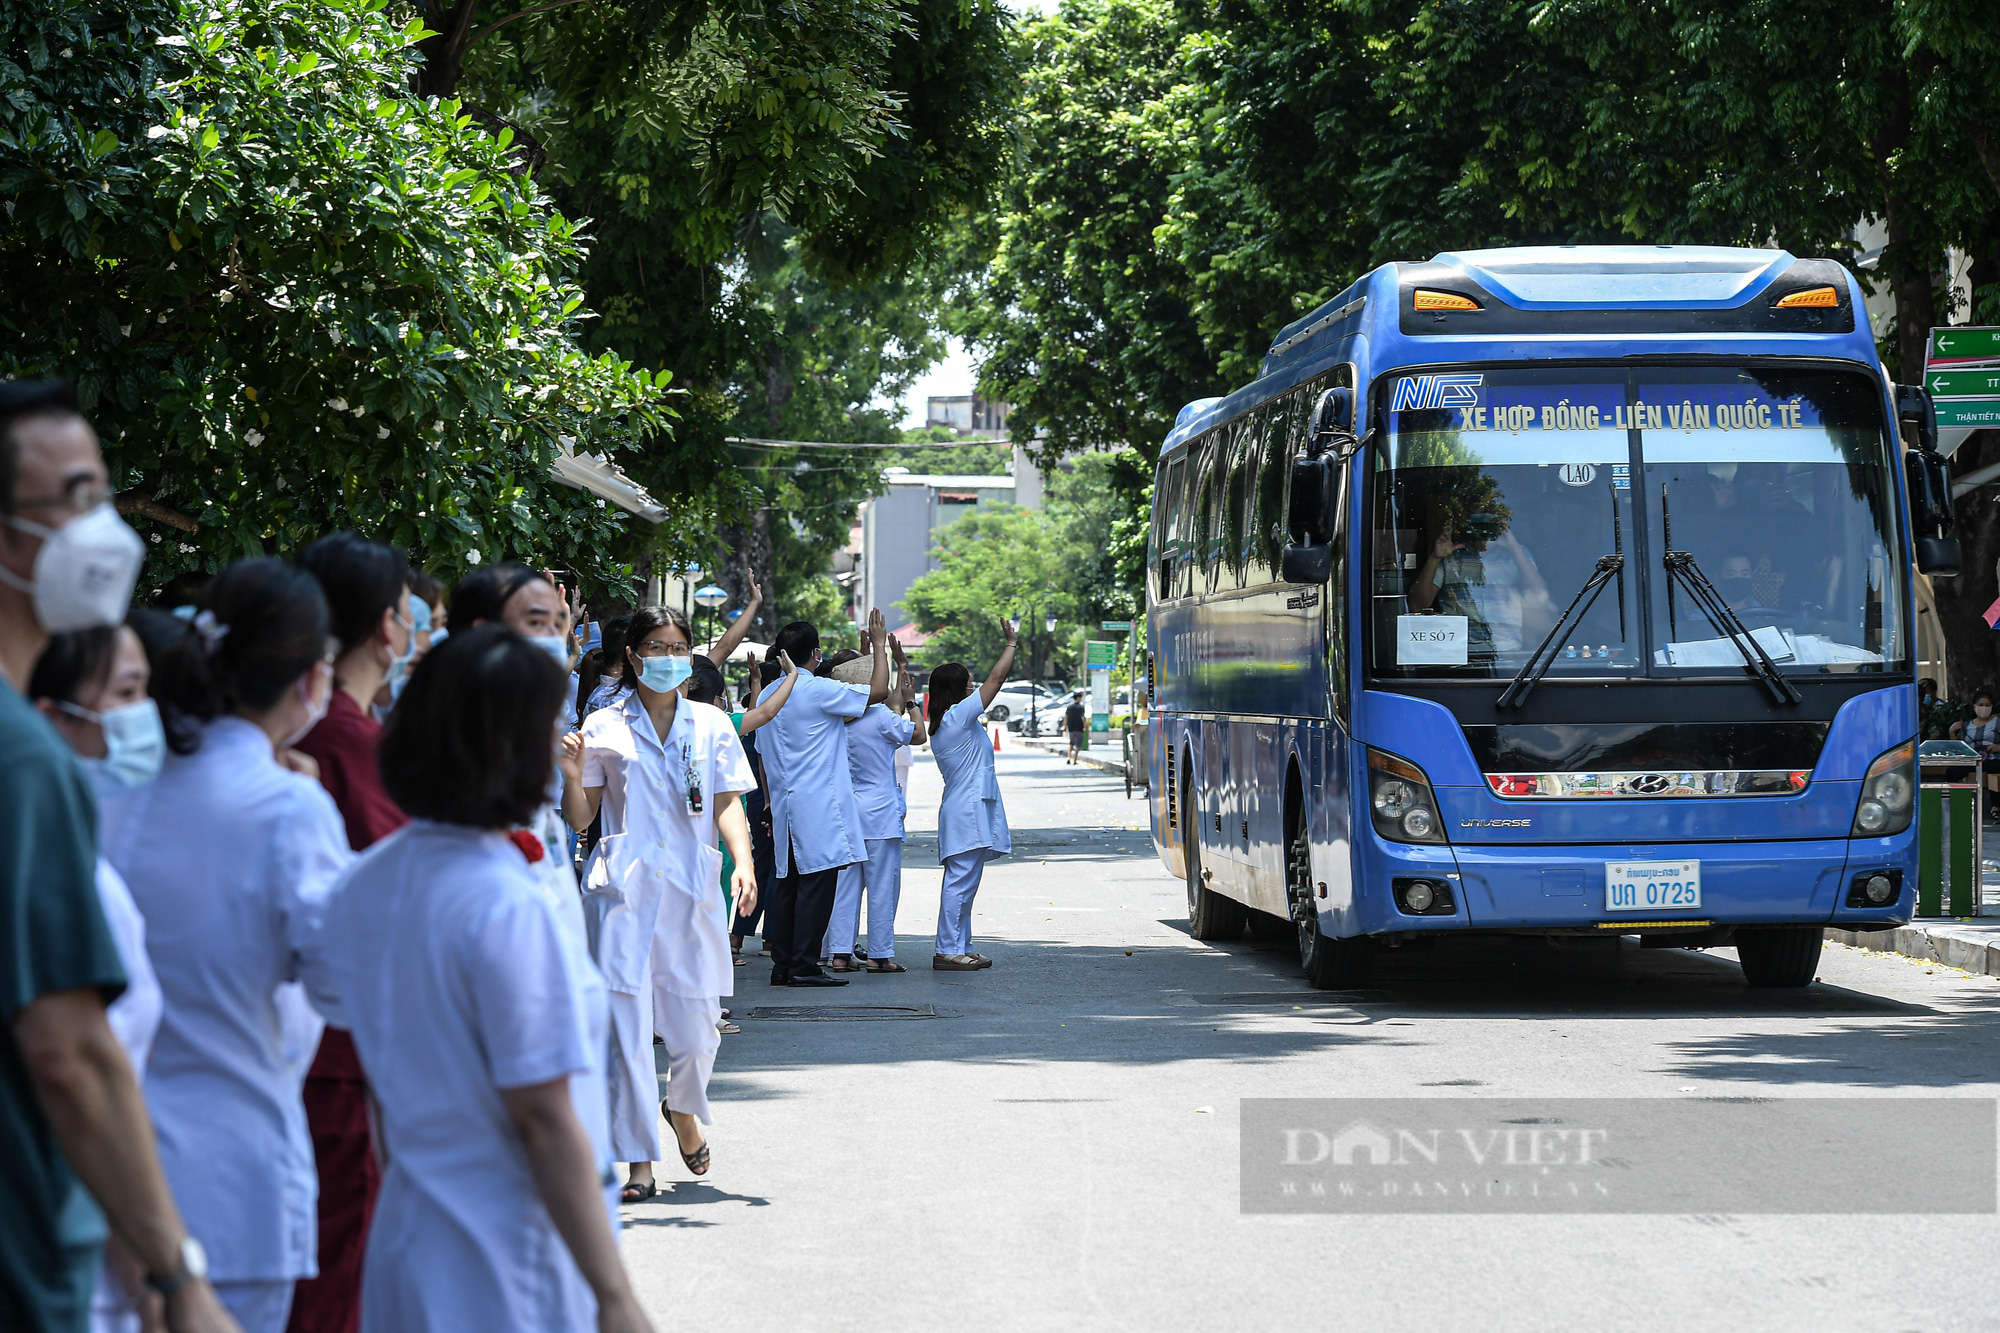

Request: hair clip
left=191, top=608, right=231, bottom=656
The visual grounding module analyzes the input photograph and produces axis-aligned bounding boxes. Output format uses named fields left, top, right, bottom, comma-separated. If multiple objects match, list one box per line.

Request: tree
left=903, top=506, right=1064, bottom=669
left=0, top=0, right=671, bottom=592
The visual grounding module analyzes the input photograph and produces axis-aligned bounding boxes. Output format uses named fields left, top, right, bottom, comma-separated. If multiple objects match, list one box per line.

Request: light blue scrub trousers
left=823, top=837, right=903, bottom=958
left=935, top=850, right=990, bottom=956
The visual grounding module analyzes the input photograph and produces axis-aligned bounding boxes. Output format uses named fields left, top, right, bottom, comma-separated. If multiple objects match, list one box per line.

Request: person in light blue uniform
left=926, top=618, right=1017, bottom=971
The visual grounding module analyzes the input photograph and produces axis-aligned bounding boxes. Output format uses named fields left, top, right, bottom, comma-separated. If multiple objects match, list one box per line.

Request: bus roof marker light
left=1413, top=289, right=1481, bottom=312
left=1773, top=286, right=1839, bottom=308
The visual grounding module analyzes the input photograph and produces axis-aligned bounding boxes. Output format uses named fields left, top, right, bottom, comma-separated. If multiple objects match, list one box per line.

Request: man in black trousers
left=755, top=611, right=889, bottom=986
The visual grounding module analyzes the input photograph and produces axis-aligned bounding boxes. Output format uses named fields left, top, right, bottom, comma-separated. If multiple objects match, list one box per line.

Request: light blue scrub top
left=933, top=694, right=1010, bottom=863
left=757, top=673, right=871, bottom=875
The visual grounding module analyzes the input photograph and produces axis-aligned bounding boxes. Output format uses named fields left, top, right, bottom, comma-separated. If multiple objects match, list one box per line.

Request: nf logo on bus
left=1391, top=374, right=1484, bottom=411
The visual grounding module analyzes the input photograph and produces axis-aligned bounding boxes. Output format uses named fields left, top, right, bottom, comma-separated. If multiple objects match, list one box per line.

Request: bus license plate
left=1604, top=860, right=1701, bottom=913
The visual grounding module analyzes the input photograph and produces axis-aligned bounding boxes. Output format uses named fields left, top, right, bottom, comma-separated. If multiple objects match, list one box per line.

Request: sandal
left=863, top=959, right=906, bottom=973
left=971, top=953, right=994, bottom=970
left=826, top=954, right=860, bottom=973
left=620, top=1180, right=658, bottom=1204
left=733, top=954, right=747, bottom=967
left=933, top=954, right=982, bottom=971
left=717, top=1019, right=740, bottom=1034
left=662, top=1101, right=711, bottom=1176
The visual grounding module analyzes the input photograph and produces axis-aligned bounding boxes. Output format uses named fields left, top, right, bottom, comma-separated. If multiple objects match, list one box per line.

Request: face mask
left=61, top=697, right=166, bottom=790
left=408, top=598, right=432, bottom=636
left=0, top=503, right=144, bottom=633
left=429, top=626, right=448, bottom=647
left=528, top=633, right=571, bottom=669
left=283, top=667, right=331, bottom=748
left=636, top=654, right=693, bottom=694
left=384, top=610, right=418, bottom=693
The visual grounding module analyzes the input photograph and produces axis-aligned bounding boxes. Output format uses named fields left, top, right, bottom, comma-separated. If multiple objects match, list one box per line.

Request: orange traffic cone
left=992, top=726, right=1002, bottom=752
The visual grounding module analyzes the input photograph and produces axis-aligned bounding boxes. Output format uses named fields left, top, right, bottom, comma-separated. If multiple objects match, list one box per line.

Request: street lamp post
left=693, top=584, right=729, bottom=655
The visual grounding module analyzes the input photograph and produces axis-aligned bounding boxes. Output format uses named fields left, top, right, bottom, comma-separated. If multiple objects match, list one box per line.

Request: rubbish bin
left=1916, top=741, right=1983, bottom=917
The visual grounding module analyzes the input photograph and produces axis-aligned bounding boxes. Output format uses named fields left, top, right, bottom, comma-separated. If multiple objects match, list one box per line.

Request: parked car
left=984, top=682, right=1065, bottom=725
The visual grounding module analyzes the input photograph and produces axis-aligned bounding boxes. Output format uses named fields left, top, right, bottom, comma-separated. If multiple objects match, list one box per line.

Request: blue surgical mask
left=528, top=634, right=571, bottom=669
left=409, top=597, right=433, bottom=636
left=636, top=654, right=693, bottom=694
left=429, top=626, right=448, bottom=647
left=62, top=697, right=167, bottom=790
left=384, top=610, right=419, bottom=693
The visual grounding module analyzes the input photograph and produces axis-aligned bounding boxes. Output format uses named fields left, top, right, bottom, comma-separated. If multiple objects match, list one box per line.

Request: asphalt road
left=622, top=741, right=2000, bottom=1333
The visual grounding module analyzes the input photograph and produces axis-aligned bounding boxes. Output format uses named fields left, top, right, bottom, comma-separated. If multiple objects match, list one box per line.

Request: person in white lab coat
left=925, top=617, right=1017, bottom=971
left=101, top=559, right=353, bottom=1333
left=558, top=606, right=763, bottom=1200
left=302, top=626, right=654, bottom=1333
left=822, top=636, right=927, bottom=972
left=29, top=622, right=171, bottom=1333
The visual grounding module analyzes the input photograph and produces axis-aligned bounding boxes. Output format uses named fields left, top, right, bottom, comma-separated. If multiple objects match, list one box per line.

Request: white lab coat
left=933, top=694, right=1010, bottom=862
left=92, top=859, right=161, bottom=1333
left=100, top=717, right=352, bottom=1284
left=848, top=704, right=914, bottom=842
left=755, top=673, right=871, bottom=875
left=302, top=822, right=613, bottom=1333
left=579, top=695, right=752, bottom=1158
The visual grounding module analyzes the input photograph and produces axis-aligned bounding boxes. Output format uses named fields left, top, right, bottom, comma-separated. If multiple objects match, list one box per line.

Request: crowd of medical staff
left=0, top=380, right=1021, bottom=1333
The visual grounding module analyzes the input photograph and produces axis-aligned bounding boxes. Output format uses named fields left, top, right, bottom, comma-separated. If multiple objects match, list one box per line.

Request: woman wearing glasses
left=558, top=606, right=761, bottom=1202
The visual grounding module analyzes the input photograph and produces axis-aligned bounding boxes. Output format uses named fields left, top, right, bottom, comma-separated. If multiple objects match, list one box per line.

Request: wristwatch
left=146, top=1235, right=208, bottom=1298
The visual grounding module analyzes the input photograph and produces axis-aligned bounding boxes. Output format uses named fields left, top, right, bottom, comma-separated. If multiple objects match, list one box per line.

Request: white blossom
left=376, top=425, right=390, bottom=440
left=327, top=397, right=348, bottom=411
left=216, top=289, right=233, bottom=304
left=244, top=430, right=264, bottom=447
left=352, top=405, right=366, bottom=417
left=118, top=324, right=130, bottom=336
left=145, top=125, right=171, bottom=139
left=466, top=549, right=483, bottom=565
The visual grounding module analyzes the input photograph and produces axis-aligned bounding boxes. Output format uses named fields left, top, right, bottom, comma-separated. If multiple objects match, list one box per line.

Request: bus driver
left=1408, top=514, right=1553, bottom=660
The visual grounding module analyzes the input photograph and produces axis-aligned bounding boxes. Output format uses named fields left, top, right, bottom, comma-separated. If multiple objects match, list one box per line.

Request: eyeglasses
left=632, top=642, right=692, bottom=658
left=12, top=479, right=113, bottom=517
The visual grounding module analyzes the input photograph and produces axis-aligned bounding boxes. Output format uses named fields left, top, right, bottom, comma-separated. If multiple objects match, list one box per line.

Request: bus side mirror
left=1904, top=446, right=1959, bottom=577
left=1281, top=543, right=1333, bottom=584
left=1310, top=386, right=1353, bottom=443
left=1896, top=383, right=1939, bottom=455
left=1288, top=456, right=1334, bottom=541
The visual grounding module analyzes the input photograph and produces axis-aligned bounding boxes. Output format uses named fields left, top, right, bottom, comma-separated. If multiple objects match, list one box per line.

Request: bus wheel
left=1734, top=926, right=1824, bottom=988
left=1184, top=797, right=1246, bottom=940
left=1287, top=801, right=1369, bottom=989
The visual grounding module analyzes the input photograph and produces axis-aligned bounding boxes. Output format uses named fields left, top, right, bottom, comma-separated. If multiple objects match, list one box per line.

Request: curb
left=1827, top=922, right=2000, bottom=977
left=1017, top=735, right=1125, bottom=776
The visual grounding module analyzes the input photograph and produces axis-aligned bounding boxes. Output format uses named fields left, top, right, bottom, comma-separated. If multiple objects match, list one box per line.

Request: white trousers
left=936, top=851, right=987, bottom=956
left=651, top=984, right=721, bottom=1127
left=823, top=837, right=904, bottom=958
left=214, top=1280, right=294, bottom=1333
left=605, top=988, right=661, bottom=1163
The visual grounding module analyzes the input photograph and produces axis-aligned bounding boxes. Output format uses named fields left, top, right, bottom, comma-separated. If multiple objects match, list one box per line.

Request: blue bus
left=1143, top=245, right=1960, bottom=989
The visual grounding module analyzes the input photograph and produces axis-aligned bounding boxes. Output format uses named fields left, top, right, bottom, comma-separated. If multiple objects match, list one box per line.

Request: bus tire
left=1287, top=793, right=1369, bottom=989
left=1184, top=803, right=1246, bottom=940
left=1734, top=926, right=1824, bottom=988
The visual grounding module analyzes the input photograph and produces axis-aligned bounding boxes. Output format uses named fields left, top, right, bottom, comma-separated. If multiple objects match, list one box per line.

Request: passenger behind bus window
left=1408, top=514, right=1553, bottom=659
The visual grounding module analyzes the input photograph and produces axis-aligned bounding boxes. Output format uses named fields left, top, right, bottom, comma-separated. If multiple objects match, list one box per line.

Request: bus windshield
left=1368, top=365, right=1907, bottom=681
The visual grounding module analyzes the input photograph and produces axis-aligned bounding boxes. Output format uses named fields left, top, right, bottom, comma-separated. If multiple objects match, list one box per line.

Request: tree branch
left=1966, top=117, right=2000, bottom=204
left=468, top=0, right=596, bottom=48
left=114, top=491, right=198, bottom=534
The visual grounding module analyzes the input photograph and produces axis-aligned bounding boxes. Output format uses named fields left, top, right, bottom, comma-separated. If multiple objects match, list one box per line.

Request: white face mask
left=0, top=503, right=144, bottom=633
left=60, top=696, right=166, bottom=790
left=528, top=633, right=572, bottom=669
left=283, top=665, right=331, bottom=748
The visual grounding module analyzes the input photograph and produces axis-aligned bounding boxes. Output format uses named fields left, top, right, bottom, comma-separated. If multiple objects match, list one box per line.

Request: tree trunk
left=716, top=509, right=776, bottom=644
left=1875, top=62, right=1938, bottom=382
left=1932, top=430, right=2000, bottom=696
left=414, top=2, right=481, bottom=99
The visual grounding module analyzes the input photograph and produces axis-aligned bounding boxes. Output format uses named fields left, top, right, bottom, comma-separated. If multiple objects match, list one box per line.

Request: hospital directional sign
left=1930, top=328, right=2000, bottom=365
left=1923, top=328, right=2000, bottom=430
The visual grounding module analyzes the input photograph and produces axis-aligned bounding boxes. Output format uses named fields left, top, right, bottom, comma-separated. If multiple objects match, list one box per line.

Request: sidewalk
left=1014, top=730, right=1125, bottom=775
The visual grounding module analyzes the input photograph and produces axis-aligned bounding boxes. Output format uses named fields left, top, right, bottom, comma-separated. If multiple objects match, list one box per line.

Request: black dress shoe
left=770, top=972, right=791, bottom=986
left=787, top=974, right=849, bottom=988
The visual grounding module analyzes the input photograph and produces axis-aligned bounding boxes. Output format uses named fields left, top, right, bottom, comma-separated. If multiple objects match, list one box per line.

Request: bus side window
left=1258, top=391, right=1301, bottom=580
left=1153, top=456, right=1178, bottom=602
left=1225, top=415, right=1255, bottom=587
left=1194, top=434, right=1219, bottom=589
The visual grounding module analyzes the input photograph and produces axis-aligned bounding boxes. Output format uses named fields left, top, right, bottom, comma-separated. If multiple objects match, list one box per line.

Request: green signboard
left=1924, top=367, right=2000, bottom=398
left=1937, top=401, right=2000, bottom=428
left=1085, top=639, right=1118, bottom=668
left=1930, top=328, right=2000, bottom=363
left=1100, top=620, right=1133, bottom=632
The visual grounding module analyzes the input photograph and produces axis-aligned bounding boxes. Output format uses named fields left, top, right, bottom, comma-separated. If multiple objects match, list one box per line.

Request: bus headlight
left=1851, top=740, right=1916, bottom=838
left=1368, top=749, right=1447, bottom=845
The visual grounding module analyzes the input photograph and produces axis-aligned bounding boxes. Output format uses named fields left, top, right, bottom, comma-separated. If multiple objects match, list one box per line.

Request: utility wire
left=726, top=435, right=1014, bottom=450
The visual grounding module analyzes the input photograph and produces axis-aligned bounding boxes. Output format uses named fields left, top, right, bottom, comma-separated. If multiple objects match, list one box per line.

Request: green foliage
left=903, top=505, right=1056, bottom=669
left=0, top=0, right=672, bottom=592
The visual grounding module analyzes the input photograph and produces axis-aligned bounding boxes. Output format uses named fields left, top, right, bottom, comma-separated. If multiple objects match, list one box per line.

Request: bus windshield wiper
left=1497, top=554, right=1624, bottom=709
left=1660, top=550, right=1803, bottom=705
